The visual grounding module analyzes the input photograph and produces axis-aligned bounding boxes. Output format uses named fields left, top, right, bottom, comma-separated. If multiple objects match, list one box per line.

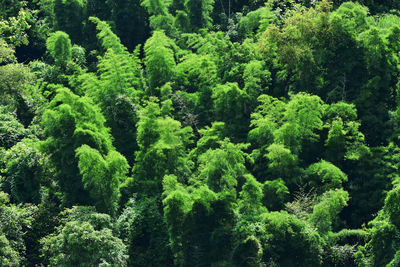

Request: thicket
left=1, top=0, right=400, bottom=266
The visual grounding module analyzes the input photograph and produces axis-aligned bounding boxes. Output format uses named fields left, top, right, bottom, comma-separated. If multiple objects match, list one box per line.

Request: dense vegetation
left=1, top=0, right=400, bottom=266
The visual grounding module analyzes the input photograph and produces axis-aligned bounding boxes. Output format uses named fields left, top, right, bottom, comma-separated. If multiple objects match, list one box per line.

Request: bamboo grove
left=1, top=0, right=400, bottom=266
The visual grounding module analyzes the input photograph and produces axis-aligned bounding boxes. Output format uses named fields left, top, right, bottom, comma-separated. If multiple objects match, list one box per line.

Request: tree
left=384, top=186, right=400, bottom=228
left=0, top=9, right=30, bottom=48
left=80, top=18, right=143, bottom=163
left=141, top=0, right=176, bottom=33
left=41, top=215, right=128, bottom=266
left=174, top=53, right=218, bottom=127
left=76, top=145, right=129, bottom=215
left=0, top=39, right=40, bottom=127
left=243, top=60, right=271, bottom=106
left=41, top=88, right=126, bottom=208
left=0, top=232, right=19, bottom=267
left=248, top=94, right=285, bottom=179
left=276, top=93, right=324, bottom=156
left=163, top=138, right=249, bottom=265
left=89, top=16, right=126, bottom=54
left=189, top=121, right=226, bottom=162
left=0, top=191, right=35, bottom=265
left=53, top=0, right=86, bottom=44
left=185, top=0, right=214, bottom=31
left=249, top=93, right=324, bottom=179
left=355, top=214, right=400, bottom=266
left=262, top=178, right=289, bottom=211
left=265, top=143, right=298, bottom=185
left=117, top=197, right=173, bottom=266
left=0, top=107, right=26, bottom=149
left=309, top=189, right=349, bottom=234
left=162, top=175, right=192, bottom=265
left=238, top=174, right=265, bottom=218
left=46, top=31, right=72, bottom=67
left=324, top=101, right=369, bottom=165
left=144, top=31, right=176, bottom=92
left=238, top=6, right=276, bottom=38
left=196, top=139, right=247, bottom=195
left=261, top=211, right=323, bottom=266
left=342, top=145, right=397, bottom=227
left=213, top=82, right=250, bottom=141
left=24, top=187, right=62, bottom=266
left=305, top=160, right=347, bottom=193
left=107, top=0, right=150, bottom=50
left=126, top=101, right=193, bottom=198
left=3, top=139, right=50, bottom=204
left=232, top=236, right=263, bottom=267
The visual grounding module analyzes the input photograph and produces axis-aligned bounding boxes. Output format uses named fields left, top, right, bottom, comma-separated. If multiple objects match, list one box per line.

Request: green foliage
left=355, top=215, right=400, bottom=266
left=76, top=145, right=128, bottom=215
left=0, top=107, right=26, bottom=149
left=144, top=30, right=176, bottom=91
left=162, top=175, right=192, bottom=264
left=238, top=174, right=264, bottom=217
left=232, top=235, right=263, bottom=267
left=41, top=88, right=121, bottom=206
left=0, top=39, right=16, bottom=64
left=324, top=102, right=369, bottom=164
left=117, top=197, right=173, bottom=266
left=53, top=0, right=86, bottom=43
left=41, top=86, right=112, bottom=153
left=243, top=60, right=271, bottom=104
left=266, top=143, right=298, bottom=183
left=39, top=206, right=126, bottom=266
left=174, top=10, right=190, bottom=33
left=309, top=189, right=349, bottom=234
left=163, top=139, right=250, bottom=265
left=388, top=250, right=400, bottom=267
left=262, top=178, right=289, bottom=211
left=331, top=2, right=369, bottom=35
left=24, top=188, right=62, bottom=265
left=41, top=219, right=128, bottom=266
left=60, top=206, right=113, bottom=231
left=0, top=9, right=30, bottom=47
left=71, top=44, right=85, bottom=66
left=106, top=0, right=149, bottom=50
left=238, top=6, right=276, bottom=38
left=0, top=191, right=35, bottom=265
left=305, top=160, right=348, bottom=192
left=174, top=53, right=218, bottom=126
left=384, top=186, right=400, bottom=227
left=249, top=93, right=327, bottom=181
left=78, top=23, right=142, bottom=162
left=248, top=95, right=283, bottom=177
left=185, top=0, right=214, bottom=30
left=128, top=101, right=193, bottom=197
left=175, top=53, right=217, bottom=93
left=261, top=211, right=324, bottom=266
left=141, top=0, right=176, bottom=33
left=212, top=82, right=250, bottom=141
left=0, top=232, right=19, bottom=266
left=196, top=139, right=247, bottom=195
left=164, top=182, right=236, bottom=265
left=3, top=139, right=50, bottom=203
left=184, top=31, right=255, bottom=84
left=141, top=0, right=171, bottom=16
left=46, top=31, right=71, bottom=67
left=0, top=60, right=37, bottom=124
left=277, top=93, right=324, bottom=153
left=189, top=121, right=226, bottom=161
left=2, top=0, right=400, bottom=265
left=89, top=16, right=126, bottom=54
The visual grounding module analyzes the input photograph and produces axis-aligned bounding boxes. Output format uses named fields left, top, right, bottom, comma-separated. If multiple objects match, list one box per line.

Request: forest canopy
left=1, top=0, right=400, bottom=266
